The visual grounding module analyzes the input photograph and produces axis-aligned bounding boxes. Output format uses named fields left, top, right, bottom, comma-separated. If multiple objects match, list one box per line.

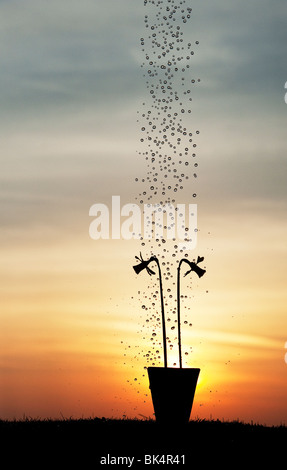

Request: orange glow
left=0, top=0, right=287, bottom=433
left=1, top=224, right=287, bottom=426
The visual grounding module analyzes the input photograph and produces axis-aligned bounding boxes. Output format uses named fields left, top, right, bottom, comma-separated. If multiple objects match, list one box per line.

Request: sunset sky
left=1, top=0, right=287, bottom=426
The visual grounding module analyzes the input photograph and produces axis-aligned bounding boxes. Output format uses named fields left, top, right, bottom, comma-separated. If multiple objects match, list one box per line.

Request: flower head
left=183, top=256, right=206, bottom=278
left=133, top=252, right=156, bottom=276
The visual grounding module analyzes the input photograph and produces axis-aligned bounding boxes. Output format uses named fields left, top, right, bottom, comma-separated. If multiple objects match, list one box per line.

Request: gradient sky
left=1, top=0, right=287, bottom=425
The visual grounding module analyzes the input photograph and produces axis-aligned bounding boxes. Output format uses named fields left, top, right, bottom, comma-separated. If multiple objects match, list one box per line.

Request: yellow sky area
left=1, top=206, right=287, bottom=424
left=189, top=328, right=287, bottom=425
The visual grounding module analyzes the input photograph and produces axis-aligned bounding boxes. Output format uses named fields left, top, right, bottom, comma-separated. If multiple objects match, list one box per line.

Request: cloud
left=1, top=0, right=286, bottom=242
left=191, top=0, right=287, bottom=112
left=0, top=0, right=144, bottom=122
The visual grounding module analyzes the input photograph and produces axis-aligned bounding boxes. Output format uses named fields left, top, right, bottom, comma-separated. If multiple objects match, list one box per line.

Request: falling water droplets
left=131, top=0, right=202, bottom=370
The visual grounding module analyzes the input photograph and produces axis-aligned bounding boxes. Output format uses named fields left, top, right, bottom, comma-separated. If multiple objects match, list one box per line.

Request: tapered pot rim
left=147, top=366, right=200, bottom=424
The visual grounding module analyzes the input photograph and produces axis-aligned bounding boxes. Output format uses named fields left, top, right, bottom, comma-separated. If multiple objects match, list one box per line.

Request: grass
left=0, top=417, right=286, bottom=466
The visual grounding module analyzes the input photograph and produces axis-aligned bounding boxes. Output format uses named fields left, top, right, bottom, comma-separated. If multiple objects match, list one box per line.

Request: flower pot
left=148, top=367, right=200, bottom=425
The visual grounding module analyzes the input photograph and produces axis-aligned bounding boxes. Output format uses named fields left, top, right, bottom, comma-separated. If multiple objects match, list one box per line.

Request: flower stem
left=153, top=257, right=168, bottom=368
left=177, top=260, right=184, bottom=369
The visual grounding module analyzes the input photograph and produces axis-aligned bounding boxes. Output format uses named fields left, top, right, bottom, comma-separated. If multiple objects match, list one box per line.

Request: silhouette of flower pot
left=133, top=253, right=205, bottom=424
left=148, top=367, right=200, bottom=424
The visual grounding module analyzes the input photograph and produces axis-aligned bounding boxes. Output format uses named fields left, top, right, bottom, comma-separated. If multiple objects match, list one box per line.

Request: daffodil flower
left=133, top=252, right=156, bottom=276
left=182, top=256, right=206, bottom=278
left=177, top=256, right=206, bottom=368
left=133, top=253, right=206, bottom=369
left=133, top=252, right=167, bottom=367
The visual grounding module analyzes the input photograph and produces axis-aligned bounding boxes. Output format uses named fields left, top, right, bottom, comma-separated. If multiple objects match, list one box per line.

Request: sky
left=1, top=0, right=287, bottom=425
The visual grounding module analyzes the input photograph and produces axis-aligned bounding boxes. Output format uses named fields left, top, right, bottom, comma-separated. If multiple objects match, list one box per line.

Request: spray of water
left=127, top=0, right=204, bottom=382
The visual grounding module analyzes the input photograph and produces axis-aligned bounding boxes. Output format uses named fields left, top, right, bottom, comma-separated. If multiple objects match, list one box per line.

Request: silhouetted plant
left=177, top=256, right=206, bottom=368
left=133, top=253, right=167, bottom=368
left=133, top=253, right=206, bottom=368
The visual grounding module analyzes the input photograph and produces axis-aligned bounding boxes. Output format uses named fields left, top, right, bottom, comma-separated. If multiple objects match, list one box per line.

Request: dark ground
left=0, top=417, right=286, bottom=467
